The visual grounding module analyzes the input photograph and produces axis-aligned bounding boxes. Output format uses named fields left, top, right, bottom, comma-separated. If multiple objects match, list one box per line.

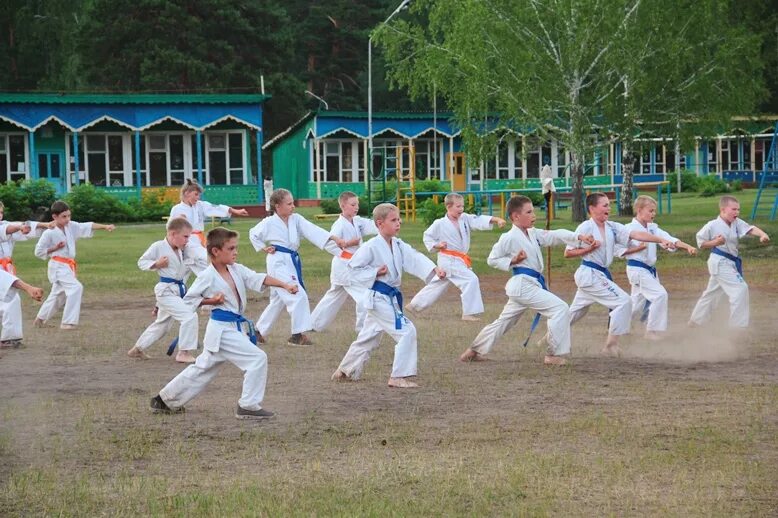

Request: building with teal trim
left=264, top=111, right=778, bottom=199
left=0, top=93, right=269, bottom=205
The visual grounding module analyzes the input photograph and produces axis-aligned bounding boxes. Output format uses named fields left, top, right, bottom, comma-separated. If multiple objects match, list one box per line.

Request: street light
left=368, top=0, right=411, bottom=209
left=305, top=90, right=329, bottom=111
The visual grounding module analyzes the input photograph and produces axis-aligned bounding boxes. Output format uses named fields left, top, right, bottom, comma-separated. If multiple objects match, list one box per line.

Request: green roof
left=0, top=93, right=271, bottom=104
left=317, top=110, right=454, bottom=119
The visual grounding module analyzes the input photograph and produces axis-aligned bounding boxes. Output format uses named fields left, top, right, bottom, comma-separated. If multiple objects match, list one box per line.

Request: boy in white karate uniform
left=169, top=179, right=249, bottom=274
left=460, top=196, right=594, bottom=365
left=33, top=201, right=115, bottom=330
left=128, top=217, right=200, bottom=363
left=151, top=227, right=298, bottom=419
left=407, top=193, right=505, bottom=321
left=688, top=195, right=770, bottom=330
left=249, top=188, right=346, bottom=346
left=0, top=203, right=51, bottom=347
left=311, top=191, right=377, bottom=333
left=565, top=193, right=674, bottom=355
left=616, top=196, right=697, bottom=340
left=331, top=203, right=446, bottom=388
left=0, top=268, right=44, bottom=354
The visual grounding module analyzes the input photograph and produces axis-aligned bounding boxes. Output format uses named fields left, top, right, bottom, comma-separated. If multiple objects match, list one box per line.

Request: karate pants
left=0, top=294, right=23, bottom=341
left=408, top=267, right=484, bottom=316
left=626, top=267, right=669, bottom=332
left=188, top=245, right=209, bottom=275
left=470, top=282, right=571, bottom=356
left=310, top=283, right=367, bottom=332
left=689, top=262, right=749, bottom=329
left=569, top=273, right=632, bottom=336
left=134, top=294, right=199, bottom=351
left=256, top=285, right=312, bottom=336
left=36, top=271, right=83, bottom=326
left=160, top=329, right=268, bottom=411
left=337, top=296, right=417, bottom=379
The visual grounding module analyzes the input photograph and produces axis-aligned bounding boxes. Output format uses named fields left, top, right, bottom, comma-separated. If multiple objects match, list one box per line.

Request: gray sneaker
left=236, top=406, right=275, bottom=420
left=0, top=339, right=22, bottom=349
left=150, top=395, right=185, bottom=414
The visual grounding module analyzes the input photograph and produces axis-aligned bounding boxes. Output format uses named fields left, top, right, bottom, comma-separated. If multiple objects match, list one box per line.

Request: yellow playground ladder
left=396, top=143, right=416, bottom=222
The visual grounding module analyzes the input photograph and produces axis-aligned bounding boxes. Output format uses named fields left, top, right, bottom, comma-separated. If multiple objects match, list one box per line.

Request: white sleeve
left=298, top=216, right=332, bottom=250
left=536, top=228, right=579, bottom=248
left=566, top=222, right=589, bottom=251
left=348, top=242, right=379, bottom=286
left=467, top=214, right=494, bottom=231
left=73, top=222, right=95, bottom=240
left=138, top=242, right=160, bottom=271
left=183, top=270, right=212, bottom=307
left=0, top=268, right=19, bottom=300
left=248, top=221, right=267, bottom=252
left=400, top=240, right=437, bottom=283
left=696, top=222, right=713, bottom=248
left=611, top=221, right=632, bottom=246
left=200, top=201, right=231, bottom=218
left=736, top=218, right=755, bottom=238
left=169, top=204, right=187, bottom=219
left=358, top=217, right=378, bottom=237
left=34, top=231, right=53, bottom=260
left=236, top=263, right=267, bottom=294
left=486, top=233, right=514, bottom=272
left=422, top=220, right=441, bottom=252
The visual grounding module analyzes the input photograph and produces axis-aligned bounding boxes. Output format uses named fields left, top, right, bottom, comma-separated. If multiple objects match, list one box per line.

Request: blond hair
left=166, top=216, right=193, bottom=233
left=269, top=188, right=292, bottom=213
left=338, top=191, right=358, bottom=205
left=180, top=179, right=203, bottom=199
left=719, top=195, right=739, bottom=209
left=372, top=203, right=398, bottom=222
left=444, top=193, right=463, bottom=207
left=634, top=195, right=657, bottom=212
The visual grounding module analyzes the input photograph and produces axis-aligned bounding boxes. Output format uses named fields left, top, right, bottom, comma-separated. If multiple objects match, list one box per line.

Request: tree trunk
left=619, top=147, right=637, bottom=217
left=570, top=153, right=586, bottom=222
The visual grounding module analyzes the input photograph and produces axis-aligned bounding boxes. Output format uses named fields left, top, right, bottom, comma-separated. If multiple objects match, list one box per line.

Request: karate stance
left=616, top=195, right=696, bottom=340
left=460, top=196, right=594, bottom=365
left=128, top=217, right=200, bottom=363
left=331, top=203, right=446, bottom=388
left=169, top=179, right=248, bottom=274
left=249, top=188, right=345, bottom=346
left=34, top=201, right=115, bottom=330
left=565, top=193, right=674, bottom=356
left=688, top=195, right=769, bottom=330
left=151, top=227, right=298, bottom=419
left=407, top=193, right=504, bottom=321
left=0, top=203, right=50, bottom=347
left=311, top=191, right=377, bottom=333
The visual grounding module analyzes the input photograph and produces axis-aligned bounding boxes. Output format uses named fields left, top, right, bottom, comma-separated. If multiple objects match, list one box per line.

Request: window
left=514, top=139, right=524, bottom=179
left=205, top=132, right=245, bottom=185
left=228, top=133, right=243, bottom=184
left=497, top=142, right=510, bottom=179
left=9, top=135, right=26, bottom=179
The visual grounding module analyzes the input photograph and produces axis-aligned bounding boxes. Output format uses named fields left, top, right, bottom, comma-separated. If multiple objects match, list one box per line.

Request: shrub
left=125, top=190, right=174, bottom=221
left=65, top=183, right=135, bottom=222
left=730, top=179, right=743, bottom=192
left=669, top=170, right=700, bottom=193
left=697, top=175, right=731, bottom=197
left=419, top=198, right=448, bottom=225
left=319, top=196, right=369, bottom=216
left=0, top=179, right=57, bottom=220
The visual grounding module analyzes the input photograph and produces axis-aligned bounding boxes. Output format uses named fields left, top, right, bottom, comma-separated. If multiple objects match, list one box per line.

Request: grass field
left=0, top=190, right=776, bottom=516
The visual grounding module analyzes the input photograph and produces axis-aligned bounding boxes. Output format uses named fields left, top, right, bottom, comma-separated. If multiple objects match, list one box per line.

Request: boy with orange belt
left=33, top=201, right=115, bottom=330
left=407, top=193, right=505, bottom=321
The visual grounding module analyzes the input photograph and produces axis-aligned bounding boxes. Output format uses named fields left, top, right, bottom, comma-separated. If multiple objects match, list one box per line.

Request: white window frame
left=204, top=130, right=246, bottom=185
left=0, top=133, right=29, bottom=182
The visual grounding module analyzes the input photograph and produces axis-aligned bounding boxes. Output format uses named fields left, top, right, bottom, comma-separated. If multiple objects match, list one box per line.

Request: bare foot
left=404, top=304, right=420, bottom=317
left=127, top=346, right=151, bottom=360
left=331, top=369, right=351, bottom=381
left=644, top=331, right=663, bottom=341
left=388, top=377, right=418, bottom=388
left=461, top=315, right=481, bottom=322
left=175, top=350, right=197, bottom=363
left=600, top=344, right=622, bottom=357
left=459, top=349, right=487, bottom=362
left=33, top=318, right=47, bottom=328
left=60, top=324, right=78, bottom=330
left=543, top=355, right=567, bottom=366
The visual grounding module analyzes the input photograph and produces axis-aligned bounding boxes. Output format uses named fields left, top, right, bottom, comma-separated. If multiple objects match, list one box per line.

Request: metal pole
left=256, top=129, right=263, bottom=204
left=368, top=37, right=373, bottom=212
left=72, top=132, right=80, bottom=187
left=134, top=131, right=141, bottom=198
left=196, top=130, right=203, bottom=185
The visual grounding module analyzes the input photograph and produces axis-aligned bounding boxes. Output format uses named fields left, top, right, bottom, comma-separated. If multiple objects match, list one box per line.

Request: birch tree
left=377, top=0, right=765, bottom=220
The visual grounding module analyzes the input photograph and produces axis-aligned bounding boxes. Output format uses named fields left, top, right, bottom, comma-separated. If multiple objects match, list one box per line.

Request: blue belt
left=626, top=260, right=656, bottom=322
left=159, top=276, right=186, bottom=298
left=582, top=260, right=613, bottom=281
left=512, top=267, right=547, bottom=347
left=211, top=309, right=258, bottom=346
left=711, top=247, right=743, bottom=277
left=274, top=245, right=305, bottom=291
left=371, top=280, right=404, bottom=330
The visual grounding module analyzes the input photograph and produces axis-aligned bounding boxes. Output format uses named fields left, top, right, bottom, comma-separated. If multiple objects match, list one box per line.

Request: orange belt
left=339, top=250, right=354, bottom=260
left=192, top=230, right=206, bottom=247
left=440, top=249, right=472, bottom=268
left=52, top=256, right=77, bottom=276
left=0, top=257, right=15, bottom=275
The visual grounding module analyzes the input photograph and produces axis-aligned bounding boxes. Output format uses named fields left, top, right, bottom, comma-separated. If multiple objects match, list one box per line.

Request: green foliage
left=669, top=170, right=701, bottom=193
left=0, top=179, right=57, bottom=221
left=65, top=184, right=135, bottom=222
left=125, top=190, right=175, bottom=221
left=697, top=175, right=732, bottom=197
left=419, top=198, right=447, bottom=225
left=319, top=196, right=369, bottom=215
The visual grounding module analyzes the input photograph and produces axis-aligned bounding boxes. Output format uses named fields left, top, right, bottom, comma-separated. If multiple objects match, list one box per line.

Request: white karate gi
left=249, top=213, right=338, bottom=336
left=567, top=220, right=633, bottom=336
left=169, top=200, right=231, bottom=274
left=134, top=239, right=199, bottom=352
left=689, top=216, right=753, bottom=329
left=160, top=263, right=269, bottom=411
left=0, top=269, right=20, bottom=319
left=0, top=222, right=43, bottom=341
left=311, top=215, right=378, bottom=332
left=336, top=235, right=437, bottom=380
left=263, top=179, right=273, bottom=212
left=35, top=222, right=94, bottom=326
left=409, top=213, right=492, bottom=316
left=471, top=226, right=581, bottom=356
left=615, top=219, right=679, bottom=332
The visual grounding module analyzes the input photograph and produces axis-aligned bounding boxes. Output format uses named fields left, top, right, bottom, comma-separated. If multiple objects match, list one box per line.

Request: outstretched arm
left=564, top=241, right=601, bottom=258
left=12, top=279, right=43, bottom=301
left=628, top=229, right=673, bottom=248
left=93, top=223, right=115, bottom=232
left=747, top=226, right=770, bottom=243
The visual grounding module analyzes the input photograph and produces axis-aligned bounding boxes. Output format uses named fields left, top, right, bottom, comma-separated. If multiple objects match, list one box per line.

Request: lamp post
left=368, top=0, right=411, bottom=209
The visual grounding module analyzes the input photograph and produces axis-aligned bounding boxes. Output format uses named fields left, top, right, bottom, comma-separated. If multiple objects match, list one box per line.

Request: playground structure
left=749, top=121, right=778, bottom=221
